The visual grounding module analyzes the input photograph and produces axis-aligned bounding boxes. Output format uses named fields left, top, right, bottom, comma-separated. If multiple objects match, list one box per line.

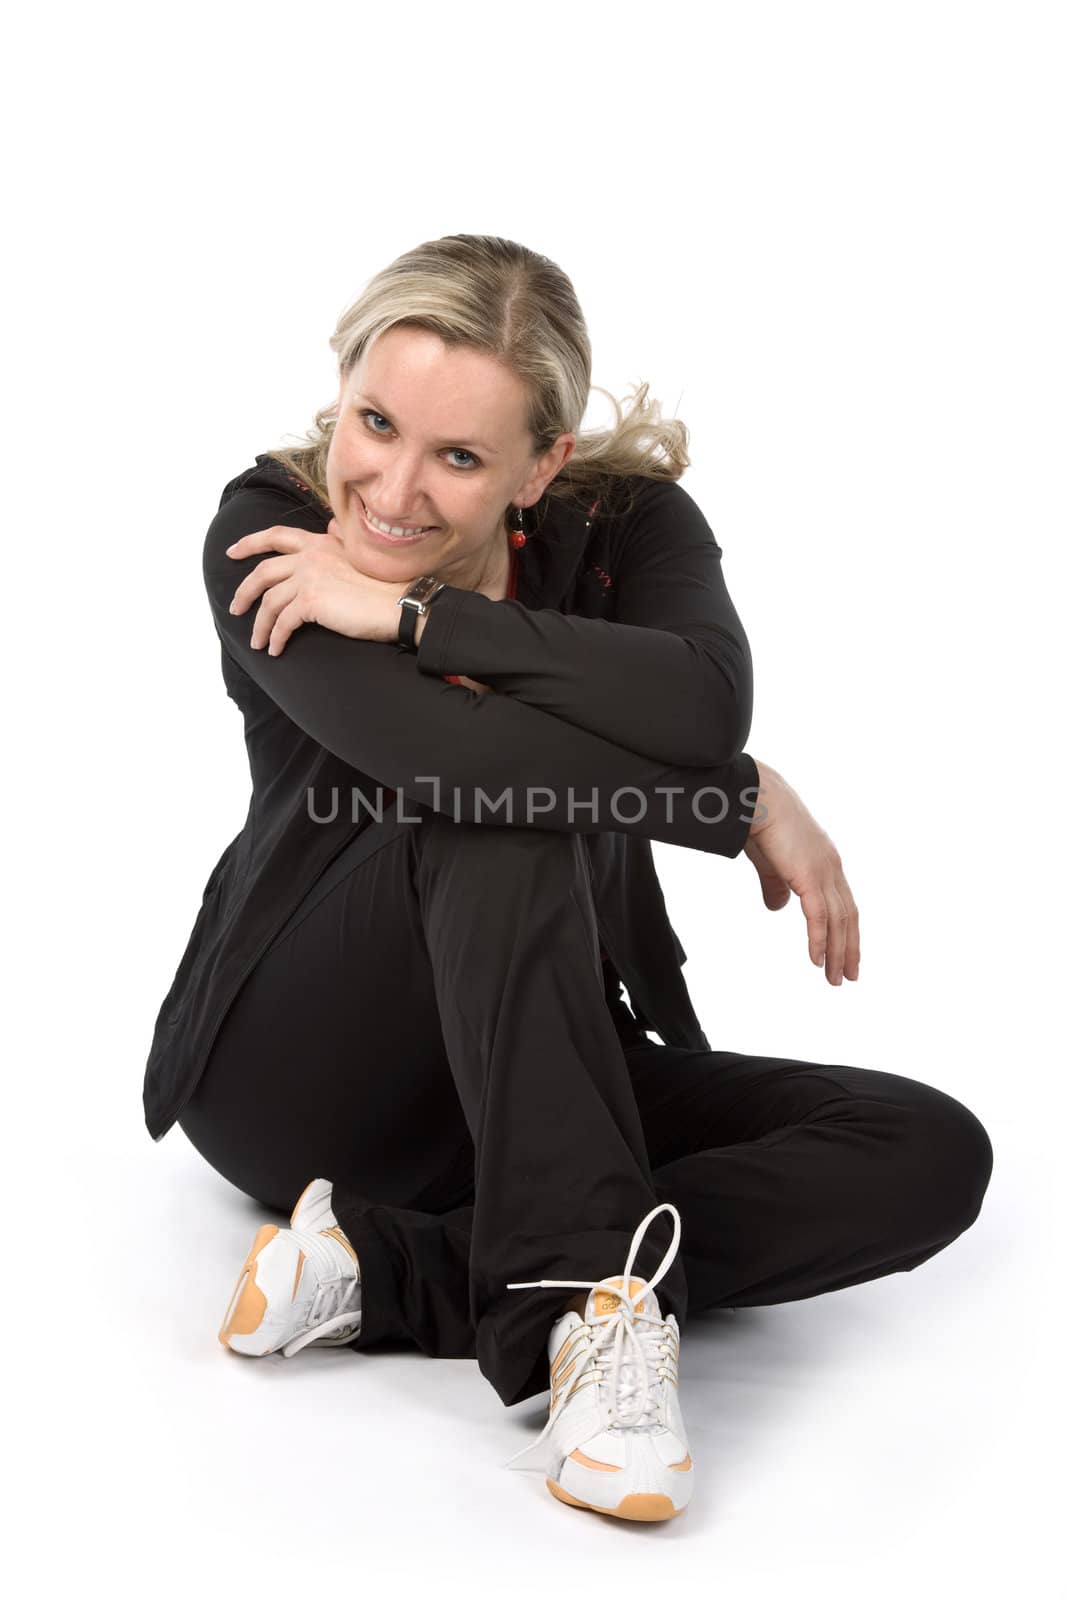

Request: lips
left=357, top=493, right=437, bottom=539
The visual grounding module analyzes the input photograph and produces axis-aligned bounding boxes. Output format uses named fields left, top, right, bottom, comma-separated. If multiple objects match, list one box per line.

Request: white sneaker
left=218, top=1177, right=362, bottom=1358
left=502, top=1202, right=694, bottom=1521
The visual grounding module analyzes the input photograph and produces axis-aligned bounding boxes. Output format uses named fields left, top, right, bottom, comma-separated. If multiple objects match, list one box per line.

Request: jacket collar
left=516, top=488, right=597, bottom=610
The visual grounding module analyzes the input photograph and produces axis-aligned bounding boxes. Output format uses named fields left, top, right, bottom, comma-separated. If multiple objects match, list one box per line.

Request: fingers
left=245, top=578, right=300, bottom=654
left=796, top=872, right=853, bottom=985
left=799, top=872, right=859, bottom=986
left=225, top=526, right=307, bottom=558
left=822, top=880, right=851, bottom=986
left=264, top=597, right=307, bottom=656
left=797, top=881, right=830, bottom=971
left=743, top=778, right=861, bottom=988
left=836, top=868, right=861, bottom=982
left=229, top=554, right=296, bottom=616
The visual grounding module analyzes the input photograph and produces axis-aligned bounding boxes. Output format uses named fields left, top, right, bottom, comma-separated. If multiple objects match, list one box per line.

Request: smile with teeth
left=360, top=499, right=437, bottom=539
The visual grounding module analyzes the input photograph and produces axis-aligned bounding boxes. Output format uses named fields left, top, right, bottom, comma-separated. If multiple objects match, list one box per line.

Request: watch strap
left=396, top=575, right=447, bottom=652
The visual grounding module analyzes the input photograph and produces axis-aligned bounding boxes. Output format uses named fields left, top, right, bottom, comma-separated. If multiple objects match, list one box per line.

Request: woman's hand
left=226, top=519, right=408, bottom=653
left=743, top=759, right=860, bottom=986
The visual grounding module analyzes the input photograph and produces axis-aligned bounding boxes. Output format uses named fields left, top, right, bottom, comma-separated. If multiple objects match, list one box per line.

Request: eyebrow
left=355, top=392, right=500, bottom=456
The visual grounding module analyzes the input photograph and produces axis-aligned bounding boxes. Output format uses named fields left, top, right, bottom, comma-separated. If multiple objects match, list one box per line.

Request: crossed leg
left=179, top=805, right=994, bottom=1408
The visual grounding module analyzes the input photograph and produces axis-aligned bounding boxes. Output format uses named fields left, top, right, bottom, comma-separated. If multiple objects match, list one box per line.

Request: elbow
left=663, top=696, right=749, bottom=768
left=684, top=642, right=752, bottom=766
left=686, top=682, right=752, bottom=768
left=693, top=704, right=751, bottom=766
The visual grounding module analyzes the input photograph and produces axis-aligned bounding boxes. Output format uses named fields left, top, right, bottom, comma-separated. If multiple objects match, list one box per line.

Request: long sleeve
left=414, top=477, right=753, bottom=766
left=205, top=475, right=760, bottom=857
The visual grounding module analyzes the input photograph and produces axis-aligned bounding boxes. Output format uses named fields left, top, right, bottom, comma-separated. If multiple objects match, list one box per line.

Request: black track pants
left=178, top=803, right=994, bottom=1408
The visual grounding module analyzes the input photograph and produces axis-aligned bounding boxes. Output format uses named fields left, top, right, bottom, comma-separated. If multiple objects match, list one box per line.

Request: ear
left=520, top=432, right=577, bottom=506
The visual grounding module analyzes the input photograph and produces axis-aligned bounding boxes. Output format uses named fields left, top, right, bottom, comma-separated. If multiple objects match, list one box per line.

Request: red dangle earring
left=507, top=504, right=526, bottom=549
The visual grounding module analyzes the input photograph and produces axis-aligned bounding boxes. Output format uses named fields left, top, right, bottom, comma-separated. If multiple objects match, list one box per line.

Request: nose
left=370, top=454, right=429, bottom=522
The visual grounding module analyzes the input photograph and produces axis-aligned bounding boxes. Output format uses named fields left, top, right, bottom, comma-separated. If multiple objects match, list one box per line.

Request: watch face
left=404, top=575, right=444, bottom=605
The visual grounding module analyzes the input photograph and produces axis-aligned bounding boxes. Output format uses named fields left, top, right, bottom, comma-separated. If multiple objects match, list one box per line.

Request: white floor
left=10, top=6, right=1064, bottom=1590
left=21, top=1084, right=1053, bottom=1598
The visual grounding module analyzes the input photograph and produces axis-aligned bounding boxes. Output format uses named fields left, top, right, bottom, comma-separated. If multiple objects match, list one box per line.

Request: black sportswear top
left=142, top=454, right=759, bottom=1141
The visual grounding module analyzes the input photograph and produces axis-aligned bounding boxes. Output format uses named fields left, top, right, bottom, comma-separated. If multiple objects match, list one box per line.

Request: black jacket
left=142, top=454, right=760, bottom=1141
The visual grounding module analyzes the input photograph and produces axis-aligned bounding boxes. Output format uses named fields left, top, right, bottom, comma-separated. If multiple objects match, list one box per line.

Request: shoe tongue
left=587, top=1275, right=659, bottom=1321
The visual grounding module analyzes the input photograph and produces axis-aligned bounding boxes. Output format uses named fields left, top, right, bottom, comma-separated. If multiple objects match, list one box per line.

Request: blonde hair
left=265, top=233, right=691, bottom=520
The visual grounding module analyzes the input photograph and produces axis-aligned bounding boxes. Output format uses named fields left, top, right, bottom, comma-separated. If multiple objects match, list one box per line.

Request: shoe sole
left=545, top=1479, right=686, bottom=1520
left=218, top=1223, right=281, bottom=1352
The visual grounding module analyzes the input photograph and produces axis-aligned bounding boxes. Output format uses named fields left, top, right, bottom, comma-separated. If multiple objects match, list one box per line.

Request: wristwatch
left=396, top=574, right=448, bottom=652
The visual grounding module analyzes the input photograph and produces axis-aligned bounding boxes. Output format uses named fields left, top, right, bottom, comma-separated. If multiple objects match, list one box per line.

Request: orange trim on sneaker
left=549, top=1327, right=585, bottom=1383
left=567, top=1447, right=622, bottom=1472
left=218, top=1224, right=279, bottom=1348
left=322, top=1225, right=359, bottom=1268
left=551, top=1356, right=580, bottom=1398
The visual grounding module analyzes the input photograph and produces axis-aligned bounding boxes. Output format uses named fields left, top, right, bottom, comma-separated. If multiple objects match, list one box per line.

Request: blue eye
left=358, top=408, right=480, bottom=470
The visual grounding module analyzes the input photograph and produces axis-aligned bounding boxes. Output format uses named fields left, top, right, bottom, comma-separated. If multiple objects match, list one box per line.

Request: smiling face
left=325, top=324, right=575, bottom=592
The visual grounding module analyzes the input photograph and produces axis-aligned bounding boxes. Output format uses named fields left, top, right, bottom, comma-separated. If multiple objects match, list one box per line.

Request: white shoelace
left=281, top=1228, right=362, bottom=1357
left=500, top=1202, right=682, bottom=1472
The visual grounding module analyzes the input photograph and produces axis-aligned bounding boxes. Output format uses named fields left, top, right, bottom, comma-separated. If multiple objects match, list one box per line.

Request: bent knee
left=821, top=1071, right=994, bottom=1240
left=884, top=1079, right=995, bottom=1234
left=930, top=1087, right=995, bottom=1221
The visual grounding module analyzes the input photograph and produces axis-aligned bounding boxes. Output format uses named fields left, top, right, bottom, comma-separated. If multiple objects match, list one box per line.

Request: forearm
left=222, top=608, right=761, bottom=855
left=415, top=588, right=750, bottom=765
left=207, top=476, right=759, bottom=855
left=412, top=479, right=754, bottom=766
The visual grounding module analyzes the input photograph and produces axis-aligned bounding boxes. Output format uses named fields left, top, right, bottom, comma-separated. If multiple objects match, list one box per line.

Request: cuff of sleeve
left=414, top=586, right=472, bottom=676
left=712, top=750, right=760, bottom=858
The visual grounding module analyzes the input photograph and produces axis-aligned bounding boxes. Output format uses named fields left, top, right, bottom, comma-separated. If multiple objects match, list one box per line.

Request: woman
left=144, top=233, right=994, bottom=1524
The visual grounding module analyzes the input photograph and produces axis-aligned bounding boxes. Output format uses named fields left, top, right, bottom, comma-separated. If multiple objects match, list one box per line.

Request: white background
left=5, top=1, right=1063, bottom=1592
